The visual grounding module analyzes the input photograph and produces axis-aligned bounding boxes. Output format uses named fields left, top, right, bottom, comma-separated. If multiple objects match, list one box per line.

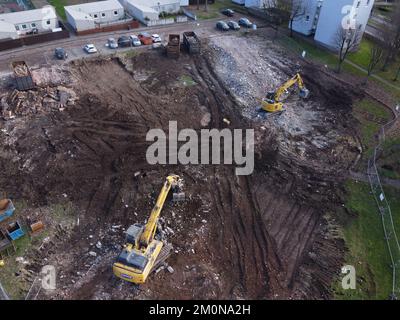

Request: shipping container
left=183, top=31, right=200, bottom=54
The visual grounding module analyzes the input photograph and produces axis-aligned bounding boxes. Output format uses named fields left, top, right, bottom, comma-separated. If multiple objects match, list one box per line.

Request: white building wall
left=291, top=0, right=322, bottom=36
left=0, top=21, right=18, bottom=40
left=245, top=0, right=274, bottom=8
left=314, top=0, right=374, bottom=50
left=89, top=8, right=124, bottom=24
left=65, top=11, right=95, bottom=31
left=15, top=17, right=58, bottom=34
left=124, top=3, right=159, bottom=23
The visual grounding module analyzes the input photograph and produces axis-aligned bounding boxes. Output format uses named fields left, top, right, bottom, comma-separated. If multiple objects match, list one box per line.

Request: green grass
left=353, top=98, right=391, bottom=158
left=348, top=39, right=374, bottom=69
left=48, top=0, right=67, bottom=21
left=194, top=0, right=243, bottom=20
left=179, top=75, right=197, bottom=87
left=333, top=180, right=400, bottom=299
left=278, top=36, right=338, bottom=68
left=378, top=137, right=400, bottom=180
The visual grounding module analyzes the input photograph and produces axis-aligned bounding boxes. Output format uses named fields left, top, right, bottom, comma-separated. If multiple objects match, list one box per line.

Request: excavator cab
left=261, top=73, right=309, bottom=113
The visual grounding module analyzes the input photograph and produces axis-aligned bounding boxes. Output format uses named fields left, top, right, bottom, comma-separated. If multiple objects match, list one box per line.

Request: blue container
left=7, top=221, right=24, bottom=241
left=0, top=200, right=15, bottom=223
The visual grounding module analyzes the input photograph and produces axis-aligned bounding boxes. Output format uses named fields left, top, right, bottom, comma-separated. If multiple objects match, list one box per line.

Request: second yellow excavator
left=112, top=175, right=184, bottom=284
left=261, top=73, right=310, bottom=113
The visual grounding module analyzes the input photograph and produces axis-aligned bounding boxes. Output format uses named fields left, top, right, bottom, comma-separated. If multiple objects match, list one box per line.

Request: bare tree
left=287, top=0, right=308, bottom=38
left=394, top=65, right=400, bottom=81
left=333, top=26, right=362, bottom=73
left=367, top=43, right=384, bottom=78
left=381, top=2, right=400, bottom=71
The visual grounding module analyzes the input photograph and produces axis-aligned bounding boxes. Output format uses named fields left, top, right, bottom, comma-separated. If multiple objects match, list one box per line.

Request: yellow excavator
left=261, top=73, right=310, bottom=113
left=113, top=175, right=184, bottom=284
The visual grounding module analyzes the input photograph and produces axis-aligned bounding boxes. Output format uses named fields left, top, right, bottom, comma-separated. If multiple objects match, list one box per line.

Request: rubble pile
left=0, top=86, right=78, bottom=119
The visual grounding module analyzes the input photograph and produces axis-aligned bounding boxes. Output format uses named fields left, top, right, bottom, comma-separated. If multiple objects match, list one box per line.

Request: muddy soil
left=0, top=33, right=361, bottom=299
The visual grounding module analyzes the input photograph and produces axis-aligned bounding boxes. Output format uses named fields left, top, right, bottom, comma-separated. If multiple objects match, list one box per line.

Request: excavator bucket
left=299, top=88, right=310, bottom=99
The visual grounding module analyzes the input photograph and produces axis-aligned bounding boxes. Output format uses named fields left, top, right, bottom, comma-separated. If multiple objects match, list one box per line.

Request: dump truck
left=0, top=199, right=14, bottom=223
left=12, top=61, right=35, bottom=91
left=166, top=34, right=180, bottom=58
left=183, top=31, right=200, bottom=54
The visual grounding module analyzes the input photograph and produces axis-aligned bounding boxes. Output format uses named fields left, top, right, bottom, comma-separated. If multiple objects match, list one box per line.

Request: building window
left=356, top=1, right=360, bottom=8
left=305, top=15, right=310, bottom=22
left=46, top=20, right=51, bottom=25
left=15, top=25, right=20, bottom=31
left=114, top=10, right=118, bottom=15
left=31, top=23, right=36, bottom=28
left=101, top=13, right=106, bottom=17
left=93, top=14, right=98, bottom=19
left=21, top=24, right=27, bottom=29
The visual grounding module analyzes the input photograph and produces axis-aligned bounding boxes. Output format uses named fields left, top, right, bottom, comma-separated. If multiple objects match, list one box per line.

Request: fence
left=76, top=20, right=140, bottom=36
left=145, top=18, right=175, bottom=27
left=367, top=109, right=400, bottom=299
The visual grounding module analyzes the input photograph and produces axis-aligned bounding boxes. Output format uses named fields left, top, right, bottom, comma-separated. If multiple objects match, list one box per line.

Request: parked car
left=118, top=36, right=131, bottom=47
left=151, top=34, right=162, bottom=43
left=227, top=21, right=240, bottom=30
left=83, top=44, right=97, bottom=54
left=107, top=38, right=118, bottom=49
left=216, top=21, right=230, bottom=31
left=54, top=47, right=68, bottom=60
left=138, top=32, right=153, bottom=45
left=130, top=35, right=141, bottom=46
left=221, top=9, right=234, bottom=17
left=238, top=17, right=252, bottom=28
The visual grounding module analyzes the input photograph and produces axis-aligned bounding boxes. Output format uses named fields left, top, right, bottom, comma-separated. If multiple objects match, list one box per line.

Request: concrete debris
left=88, top=251, right=97, bottom=257
left=0, top=85, right=77, bottom=119
left=167, top=266, right=174, bottom=274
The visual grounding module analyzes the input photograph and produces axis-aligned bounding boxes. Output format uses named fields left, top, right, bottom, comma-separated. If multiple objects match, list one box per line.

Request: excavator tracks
left=151, top=243, right=173, bottom=273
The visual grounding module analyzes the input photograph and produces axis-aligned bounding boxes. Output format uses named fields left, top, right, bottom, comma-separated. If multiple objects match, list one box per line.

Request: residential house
left=65, top=0, right=125, bottom=32
left=291, top=0, right=375, bottom=50
left=119, top=0, right=182, bottom=25
left=0, top=6, right=58, bottom=40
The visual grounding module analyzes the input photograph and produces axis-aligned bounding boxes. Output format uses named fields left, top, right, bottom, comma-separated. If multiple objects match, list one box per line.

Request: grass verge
left=333, top=180, right=400, bottom=299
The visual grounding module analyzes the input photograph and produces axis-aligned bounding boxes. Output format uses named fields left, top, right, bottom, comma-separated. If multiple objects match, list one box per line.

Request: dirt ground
left=0, top=31, right=362, bottom=299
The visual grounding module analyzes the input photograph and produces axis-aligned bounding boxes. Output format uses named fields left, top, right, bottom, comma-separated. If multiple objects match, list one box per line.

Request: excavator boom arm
left=139, top=175, right=180, bottom=247
left=274, top=73, right=305, bottom=102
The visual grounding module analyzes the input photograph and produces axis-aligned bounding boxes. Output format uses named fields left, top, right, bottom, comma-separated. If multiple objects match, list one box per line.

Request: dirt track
left=0, top=32, right=362, bottom=299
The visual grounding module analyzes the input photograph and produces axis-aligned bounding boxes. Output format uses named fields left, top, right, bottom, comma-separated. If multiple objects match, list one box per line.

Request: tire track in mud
left=209, top=169, right=286, bottom=298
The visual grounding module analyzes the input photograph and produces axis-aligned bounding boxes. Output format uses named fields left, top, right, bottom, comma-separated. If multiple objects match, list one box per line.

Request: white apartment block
left=291, top=0, right=375, bottom=50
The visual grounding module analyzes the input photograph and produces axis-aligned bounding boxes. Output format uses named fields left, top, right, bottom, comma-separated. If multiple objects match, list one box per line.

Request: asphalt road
left=0, top=15, right=263, bottom=75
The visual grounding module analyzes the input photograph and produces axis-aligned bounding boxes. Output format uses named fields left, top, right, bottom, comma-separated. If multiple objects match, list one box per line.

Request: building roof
left=0, top=7, right=57, bottom=25
left=129, top=3, right=158, bottom=14
left=65, top=0, right=123, bottom=15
